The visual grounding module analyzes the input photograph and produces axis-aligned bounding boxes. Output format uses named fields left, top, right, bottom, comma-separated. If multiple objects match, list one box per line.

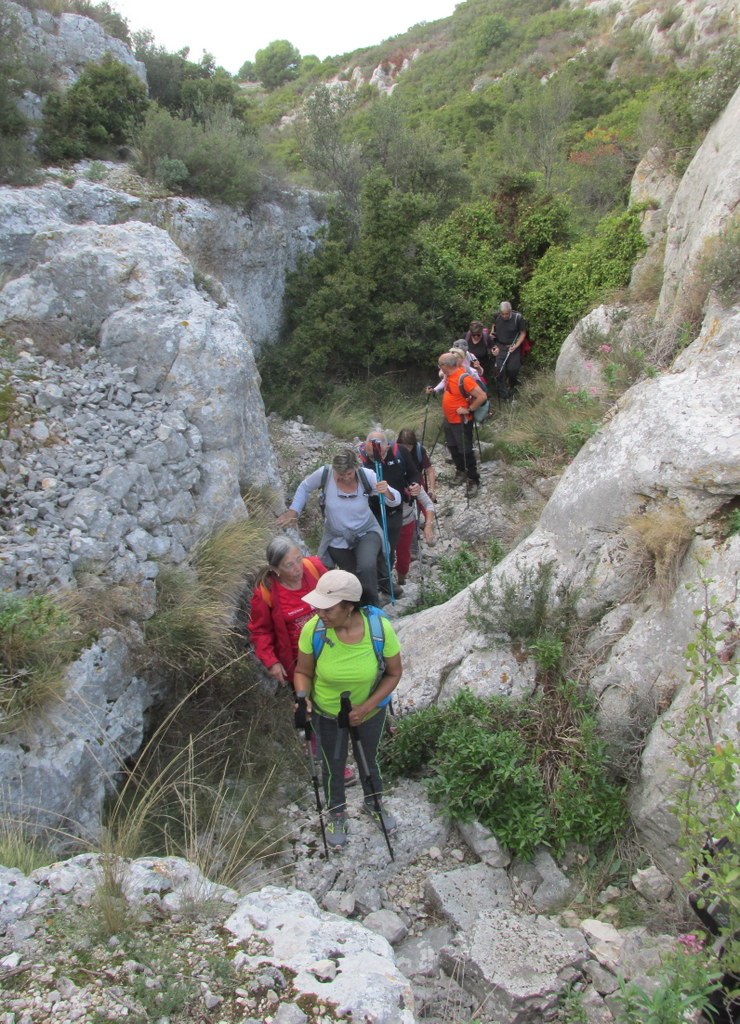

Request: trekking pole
left=427, top=420, right=444, bottom=459
left=371, top=441, right=395, bottom=605
left=461, top=420, right=471, bottom=510
left=474, top=420, right=482, bottom=460
left=339, top=692, right=394, bottom=861
left=420, top=392, right=431, bottom=451
left=295, top=697, right=329, bottom=859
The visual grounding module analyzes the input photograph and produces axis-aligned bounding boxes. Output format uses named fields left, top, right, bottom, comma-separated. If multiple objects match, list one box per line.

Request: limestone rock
left=439, top=908, right=587, bottom=1022
left=225, top=886, right=415, bottom=1023
left=658, top=85, right=740, bottom=321
left=424, top=862, right=513, bottom=931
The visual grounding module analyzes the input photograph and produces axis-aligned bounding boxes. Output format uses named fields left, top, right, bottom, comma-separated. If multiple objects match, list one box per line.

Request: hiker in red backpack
left=248, top=537, right=328, bottom=686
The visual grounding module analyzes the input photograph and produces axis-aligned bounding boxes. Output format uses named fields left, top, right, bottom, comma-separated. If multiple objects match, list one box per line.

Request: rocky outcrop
left=0, top=168, right=322, bottom=351
left=0, top=216, right=279, bottom=528
left=0, top=630, right=157, bottom=841
left=6, top=0, right=145, bottom=112
left=574, top=0, right=738, bottom=63
left=657, top=83, right=740, bottom=320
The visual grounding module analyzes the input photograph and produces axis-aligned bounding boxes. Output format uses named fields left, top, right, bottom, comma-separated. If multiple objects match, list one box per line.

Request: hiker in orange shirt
left=437, top=350, right=487, bottom=498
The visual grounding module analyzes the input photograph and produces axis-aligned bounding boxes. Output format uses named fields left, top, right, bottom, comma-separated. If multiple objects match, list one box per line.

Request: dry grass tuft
left=623, top=501, right=695, bottom=602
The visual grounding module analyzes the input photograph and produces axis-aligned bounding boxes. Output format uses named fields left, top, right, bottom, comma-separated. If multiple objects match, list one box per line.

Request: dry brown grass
left=623, top=501, right=695, bottom=603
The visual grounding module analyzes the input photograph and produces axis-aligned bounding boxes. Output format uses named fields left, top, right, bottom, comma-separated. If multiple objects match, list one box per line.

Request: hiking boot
left=326, top=812, right=349, bottom=848
left=381, top=585, right=404, bottom=599
left=466, top=481, right=480, bottom=497
left=396, top=574, right=406, bottom=586
left=343, top=765, right=357, bottom=787
left=363, top=802, right=398, bottom=835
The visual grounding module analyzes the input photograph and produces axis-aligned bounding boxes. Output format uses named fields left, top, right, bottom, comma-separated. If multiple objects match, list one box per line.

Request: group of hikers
left=246, top=302, right=528, bottom=851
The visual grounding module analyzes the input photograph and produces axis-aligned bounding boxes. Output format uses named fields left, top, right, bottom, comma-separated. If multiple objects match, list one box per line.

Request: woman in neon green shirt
left=294, top=570, right=403, bottom=849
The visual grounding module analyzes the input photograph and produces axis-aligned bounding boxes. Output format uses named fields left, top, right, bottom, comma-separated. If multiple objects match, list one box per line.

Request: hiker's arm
left=467, top=384, right=487, bottom=412
left=375, top=477, right=401, bottom=507
left=293, top=649, right=315, bottom=706
left=276, top=468, right=322, bottom=525
left=247, top=589, right=284, bottom=679
left=349, top=653, right=403, bottom=725
left=416, top=489, right=435, bottom=541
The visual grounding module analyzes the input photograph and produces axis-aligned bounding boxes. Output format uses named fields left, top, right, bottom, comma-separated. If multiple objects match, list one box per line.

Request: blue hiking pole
left=371, top=440, right=395, bottom=605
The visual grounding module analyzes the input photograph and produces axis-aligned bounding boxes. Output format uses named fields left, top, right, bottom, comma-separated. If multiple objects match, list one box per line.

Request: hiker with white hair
left=491, top=301, right=528, bottom=400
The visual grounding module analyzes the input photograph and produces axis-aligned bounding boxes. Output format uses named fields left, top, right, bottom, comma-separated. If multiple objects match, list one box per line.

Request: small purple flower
left=599, top=343, right=612, bottom=353
left=677, top=933, right=704, bottom=954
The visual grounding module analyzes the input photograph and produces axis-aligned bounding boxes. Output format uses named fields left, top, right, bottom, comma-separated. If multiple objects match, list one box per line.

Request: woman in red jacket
left=248, top=537, right=357, bottom=784
left=248, top=537, right=327, bottom=686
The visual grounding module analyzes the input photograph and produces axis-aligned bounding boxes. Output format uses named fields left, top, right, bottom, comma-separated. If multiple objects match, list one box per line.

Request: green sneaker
left=363, top=803, right=397, bottom=835
left=326, top=813, right=349, bottom=849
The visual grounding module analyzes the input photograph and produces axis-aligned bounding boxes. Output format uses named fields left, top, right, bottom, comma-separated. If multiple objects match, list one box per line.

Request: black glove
left=294, top=696, right=308, bottom=730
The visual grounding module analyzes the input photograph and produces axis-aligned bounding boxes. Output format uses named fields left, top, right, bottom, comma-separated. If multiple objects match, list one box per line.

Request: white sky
left=113, top=0, right=460, bottom=75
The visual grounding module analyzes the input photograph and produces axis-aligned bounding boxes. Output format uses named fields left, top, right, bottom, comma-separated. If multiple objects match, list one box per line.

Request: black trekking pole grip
left=338, top=691, right=351, bottom=729
left=294, top=695, right=309, bottom=731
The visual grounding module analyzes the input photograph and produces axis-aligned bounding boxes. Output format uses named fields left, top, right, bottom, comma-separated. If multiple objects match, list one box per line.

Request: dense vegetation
left=1, top=0, right=738, bottom=395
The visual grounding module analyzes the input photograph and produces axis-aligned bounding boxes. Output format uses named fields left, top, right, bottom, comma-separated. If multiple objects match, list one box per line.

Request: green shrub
left=522, top=207, right=647, bottom=366
left=699, top=215, right=740, bottom=307
left=254, top=39, right=301, bottom=90
left=39, top=55, right=148, bottom=162
left=469, top=559, right=581, bottom=670
left=0, top=1, right=39, bottom=183
left=135, top=104, right=262, bottom=208
left=415, top=540, right=504, bottom=612
left=385, top=686, right=626, bottom=858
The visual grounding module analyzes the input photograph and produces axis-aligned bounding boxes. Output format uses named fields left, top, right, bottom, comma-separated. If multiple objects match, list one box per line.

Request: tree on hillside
left=508, top=77, right=576, bottom=191
left=296, top=85, right=364, bottom=215
left=254, top=39, right=301, bottom=90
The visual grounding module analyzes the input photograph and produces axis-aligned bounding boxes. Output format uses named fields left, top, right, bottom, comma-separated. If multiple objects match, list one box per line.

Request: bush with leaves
left=135, top=103, right=261, bottom=208
left=521, top=206, right=646, bottom=366
left=384, top=685, right=625, bottom=858
left=39, top=55, right=148, bottom=162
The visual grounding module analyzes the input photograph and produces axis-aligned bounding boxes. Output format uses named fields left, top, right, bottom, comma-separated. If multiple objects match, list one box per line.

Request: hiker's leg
left=351, top=706, right=388, bottom=805
left=507, top=347, right=522, bottom=389
left=352, top=531, right=382, bottom=606
left=495, top=350, right=511, bottom=400
left=378, top=511, right=402, bottom=592
left=462, top=420, right=479, bottom=484
left=313, top=714, right=347, bottom=816
left=443, top=422, right=466, bottom=475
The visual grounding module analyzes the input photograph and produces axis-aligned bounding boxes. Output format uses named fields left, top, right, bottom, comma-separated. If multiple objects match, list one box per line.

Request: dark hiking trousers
left=444, top=419, right=479, bottom=484
left=328, top=531, right=382, bottom=606
left=495, top=346, right=522, bottom=400
left=313, top=706, right=388, bottom=815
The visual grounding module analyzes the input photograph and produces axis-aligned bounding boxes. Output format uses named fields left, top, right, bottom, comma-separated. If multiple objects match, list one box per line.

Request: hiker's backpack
left=311, top=604, right=392, bottom=705
left=459, top=372, right=490, bottom=424
left=319, top=464, right=374, bottom=517
left=521, top=332, right=533, bottom=360
left=259, top=558, right=321, bottom=607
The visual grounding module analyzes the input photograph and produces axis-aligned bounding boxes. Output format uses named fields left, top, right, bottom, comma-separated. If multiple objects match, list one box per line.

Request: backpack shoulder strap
left=311, top=615, right=328, bottom=661
left=362, top=605, right=388, bottom=671
left=415, top=442, right=423, bottom=466
left=319, top=465, right=330, bottom=517
left=303, top=558, right=321, bottom=582
left=259, top=581, right=272, bottom=608
left=357, top=466, right=374, bottom=496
